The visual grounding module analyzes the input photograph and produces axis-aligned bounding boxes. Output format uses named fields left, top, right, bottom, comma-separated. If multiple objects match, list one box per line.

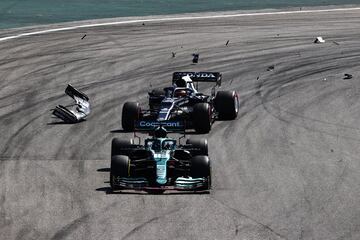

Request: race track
left=1, top=7, right=360, bottom=240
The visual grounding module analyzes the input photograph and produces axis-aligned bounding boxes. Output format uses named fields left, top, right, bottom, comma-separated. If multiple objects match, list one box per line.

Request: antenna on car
left=178, top=121, right=186, bottom=145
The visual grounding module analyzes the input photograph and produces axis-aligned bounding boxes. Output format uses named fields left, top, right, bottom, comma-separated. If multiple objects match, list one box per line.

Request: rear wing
left=172, top=72, right=222, bottom=86
left=134, top=120, right=185, bottom=133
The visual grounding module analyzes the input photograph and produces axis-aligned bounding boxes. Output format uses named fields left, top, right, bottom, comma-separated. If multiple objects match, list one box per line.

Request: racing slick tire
left=111, top=138, right=134, bottom=157
left=110, top=155, right=130, bottom=190
left=150, top=88, right=165, bottom=97
left=193, top=103, right=211, bottom=134
left=191, top=155, right=211, bottom=190
left=122, top=102, right=141, bottom=131
left=215, top=91, right=239, bottom=120
left=149, top=88, right=165, bottom=110
left=186, top=138, right=208, bottom=155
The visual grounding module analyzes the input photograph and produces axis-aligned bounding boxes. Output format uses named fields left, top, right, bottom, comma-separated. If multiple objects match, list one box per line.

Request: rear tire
left=149, top=88, right=165, bottom=110
left=186, top=139, right=208, bottom=155
left=193, top=103, right=211, bottom=134
left=215, top=91, right=239, bottom=120
left=110, top=155, right=130, bottom=189
left=122, top=102, right=141, bottom=131
left=150, top=88, right=165, bottom=97
left=191, top=155, right=211, bottom=190
left=111, top=138, right=134, bottom=157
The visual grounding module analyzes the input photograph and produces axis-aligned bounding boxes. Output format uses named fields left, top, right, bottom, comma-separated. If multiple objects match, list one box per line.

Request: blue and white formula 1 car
left=121, top=72, right=239, bottom=133
left=110, top=120, right=211, bottom=193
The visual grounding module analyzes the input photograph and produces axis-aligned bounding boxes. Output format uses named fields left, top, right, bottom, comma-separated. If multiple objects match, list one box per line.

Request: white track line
left=0, top=7, right=360, bottom=43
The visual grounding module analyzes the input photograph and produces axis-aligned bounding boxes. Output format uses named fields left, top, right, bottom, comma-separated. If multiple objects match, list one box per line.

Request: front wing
left=112, top=176, right=210, bottom=192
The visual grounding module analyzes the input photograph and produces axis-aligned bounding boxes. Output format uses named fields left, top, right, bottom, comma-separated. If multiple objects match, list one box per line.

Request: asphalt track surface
left=1, top=7, right=360, bottom=240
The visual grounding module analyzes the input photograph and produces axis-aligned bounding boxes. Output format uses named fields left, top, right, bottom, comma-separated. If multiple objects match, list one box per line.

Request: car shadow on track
left=95, top=187, right=210, bottom=195
left=47, top=119, right=86, bottom=125
left=47, top=121, right=75, bottom=125
left=97, top=168, right=110, bottom=172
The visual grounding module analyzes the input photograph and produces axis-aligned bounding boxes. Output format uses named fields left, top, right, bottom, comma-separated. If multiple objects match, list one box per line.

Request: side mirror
left=217, top=75, right=222, bottom=86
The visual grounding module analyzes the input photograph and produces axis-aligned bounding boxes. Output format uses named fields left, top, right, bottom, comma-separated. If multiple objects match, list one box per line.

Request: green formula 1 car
left=110, top=120, right=211, bottom=193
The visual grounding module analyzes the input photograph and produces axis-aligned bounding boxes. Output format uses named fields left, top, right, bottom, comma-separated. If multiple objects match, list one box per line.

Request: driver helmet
left=175, top=78, right=187, bottom=87
left=163, top=142, right=171, bottom=150
left=174, top=89, right=187, bottom=98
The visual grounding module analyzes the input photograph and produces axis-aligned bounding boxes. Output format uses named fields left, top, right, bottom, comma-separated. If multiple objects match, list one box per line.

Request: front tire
left=111, top=138, right=134, bottom=157
left=149, top=88, right=165, bottom=97
left=186, top=139, right=208, bottom=155
left=193, top=103, right=211, bottom=134
left=215, top=91, right=239, bottom=120
left=122, top=102, right=141, bottom=131
left=191, top=155, right=211, bottom=190
left=149, top=88, right=165, bottom=110
left=110, top=155, right=130, bottom=189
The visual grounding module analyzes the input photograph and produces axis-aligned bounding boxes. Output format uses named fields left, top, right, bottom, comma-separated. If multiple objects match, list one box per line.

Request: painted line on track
left=0, top=7, right=360, bottom=43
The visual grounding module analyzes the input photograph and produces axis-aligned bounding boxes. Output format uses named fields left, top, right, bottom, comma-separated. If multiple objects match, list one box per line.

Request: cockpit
left=174, top=88, right=191, bottom=98
left=145, top=139, right=176, bottom=152
left=163, top=75, right=199, bottom=99
left=162, top=140, right=176, bottom=150
left=175, top=76, right=197, bottom=91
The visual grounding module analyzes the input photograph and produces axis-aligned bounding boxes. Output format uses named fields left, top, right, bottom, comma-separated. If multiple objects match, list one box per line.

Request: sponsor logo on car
left=175, top=72, right=216, bottom=78
left=138, top=120, right=182, bottom=128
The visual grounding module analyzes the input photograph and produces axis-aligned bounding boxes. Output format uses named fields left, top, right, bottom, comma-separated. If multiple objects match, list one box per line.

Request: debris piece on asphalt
left=52, top=84, right=90, bottom=123
left=81, top=34, right=86, bottom=40
left=267, top=65, right=275, bottom=71
left=314, top=36, right=325, bottom=43
left=229, top=78, right=234, bottom=85
left=192, top=53, right=199, bottom=63
left=142, top=22, right=145, bottom=26
left=226, top=40, right=229, bottom=46
left=344, top=73, right=353, bottom=80
left=323, top=78, right=327, bottom=81
left=332, top=41, right=340, bottom=45
left=256, top=76, right=260, bottom=80
left=172, top=52, right=176, bottom=58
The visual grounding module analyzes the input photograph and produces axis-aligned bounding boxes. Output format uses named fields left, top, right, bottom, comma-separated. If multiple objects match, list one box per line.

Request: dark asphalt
left=1, top=8, right=360, bottom=240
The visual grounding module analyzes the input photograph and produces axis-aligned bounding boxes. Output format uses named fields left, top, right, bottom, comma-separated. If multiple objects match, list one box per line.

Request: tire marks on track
left=2, top=8, right=360, bottom=240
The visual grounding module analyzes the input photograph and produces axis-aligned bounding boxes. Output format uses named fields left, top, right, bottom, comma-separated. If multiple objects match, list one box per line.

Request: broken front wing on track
left=52, top=84, right=90, bottom=123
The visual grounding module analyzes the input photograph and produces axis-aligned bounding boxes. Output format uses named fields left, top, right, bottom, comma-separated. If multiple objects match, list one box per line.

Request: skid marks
left=120, top=207, right=186, bottom=240
left=208, top=196, right=287, bottom=240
